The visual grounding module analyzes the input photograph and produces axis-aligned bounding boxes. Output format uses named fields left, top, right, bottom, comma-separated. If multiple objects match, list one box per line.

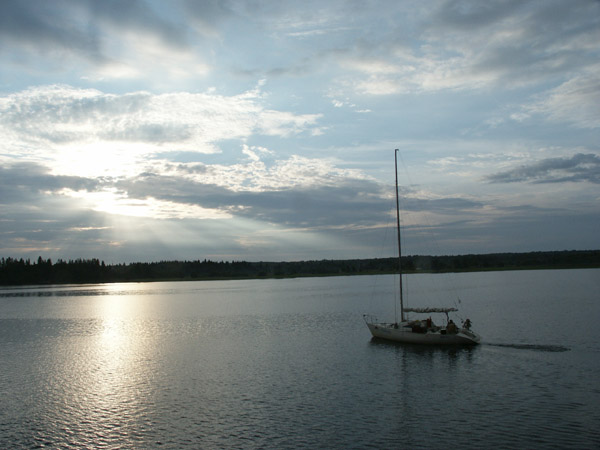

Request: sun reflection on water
left=73, top=290, right=158, bottom=447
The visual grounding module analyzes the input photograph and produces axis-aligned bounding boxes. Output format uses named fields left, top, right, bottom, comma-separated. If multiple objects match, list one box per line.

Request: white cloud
left=97, top=30, right=212, bottom=83
left=256, top=110, right=323, bottom=137
left=331, top=0, right=600, bottom=96
left=242, top=144, right=274, bottom=162
left=526, top=70, right=600, bottom=129
left=164, top=152, right=369, bottom=194
left=0, top=85, right=324, bottom=178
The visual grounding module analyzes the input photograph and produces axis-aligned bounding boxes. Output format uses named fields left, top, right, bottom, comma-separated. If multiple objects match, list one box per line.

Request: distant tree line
left=0, top=250, right=598, bottom=286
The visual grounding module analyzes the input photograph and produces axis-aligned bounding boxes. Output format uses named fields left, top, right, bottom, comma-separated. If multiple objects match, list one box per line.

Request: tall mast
left=395, top=149, right=404, bottom=322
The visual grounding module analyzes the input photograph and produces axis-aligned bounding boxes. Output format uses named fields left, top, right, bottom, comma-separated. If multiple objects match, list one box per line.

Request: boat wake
left=486, top=343, right=570, bottom=352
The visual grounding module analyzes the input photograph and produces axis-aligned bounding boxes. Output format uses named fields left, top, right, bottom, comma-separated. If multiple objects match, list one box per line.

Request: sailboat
left=364, top=150, right=481, bottom=345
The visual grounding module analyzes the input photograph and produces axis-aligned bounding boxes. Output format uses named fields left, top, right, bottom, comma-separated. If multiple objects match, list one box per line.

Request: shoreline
left=2, top=250, right=599, bottom=287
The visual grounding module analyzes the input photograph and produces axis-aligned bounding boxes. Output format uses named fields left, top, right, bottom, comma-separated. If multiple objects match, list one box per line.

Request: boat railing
left=362, top=314, right=377, bottom=324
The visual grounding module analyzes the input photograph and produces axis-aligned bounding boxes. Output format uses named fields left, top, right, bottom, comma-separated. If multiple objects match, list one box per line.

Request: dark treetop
left=1, top=250, right=598, bottom=286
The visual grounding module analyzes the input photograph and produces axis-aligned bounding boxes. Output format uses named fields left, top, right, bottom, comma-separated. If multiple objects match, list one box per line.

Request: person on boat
left=411, top=320, right=427, bottom=333
left=462, top=318, right=472, bottom=330
left=446, top=319, right=457, bottom=334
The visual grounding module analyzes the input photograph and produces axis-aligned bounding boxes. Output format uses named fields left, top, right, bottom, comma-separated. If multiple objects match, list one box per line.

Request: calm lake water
left=1, top=269, right=599, bottom=449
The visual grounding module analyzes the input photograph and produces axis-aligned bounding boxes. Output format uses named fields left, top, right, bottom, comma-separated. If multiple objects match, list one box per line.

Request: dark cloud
left=0, top=162, right=101, bottom=204
left=430, top=0, right=600, bottom=84
left=411, top=208, right=600, bottom=255
left=233, top=182, right=388, bottom=227
left=0, top=0, right=104, bottom=62
left=89, top=0, right=188, bottom=48
left=0, top=0, right=189, bottom=65
left=115, top=174, right=390, bottom=228
left=0, top=163, right=111, bottom=258
left=116, top=173, right=229, bottom=205
left=115, top=171, right=486, bottom=230
left=0, top=162, right=107, bottom=255
left=2, top=161, right=597, bottom=262
left=485, top=153, right=600, bottom=184
left=402, top=196, right=483, bottom=213
left=183, top=0, right=235, bottom=28
left=434, top=0, right=524, bottom=29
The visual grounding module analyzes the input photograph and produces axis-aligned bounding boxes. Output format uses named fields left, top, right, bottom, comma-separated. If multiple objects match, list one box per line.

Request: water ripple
left=2, top=274, right=599, bottom=449
left=486, top=342, right=571, bottom=352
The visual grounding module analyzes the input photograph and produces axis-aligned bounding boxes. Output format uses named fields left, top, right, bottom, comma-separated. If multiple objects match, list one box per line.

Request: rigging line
left=396, top=149, right=463, bottom=312
left=396, top=150, right=415, bottom=312
left=395, top=149, right=402, bottom=323
left=369, top=193, right=395, bottom=311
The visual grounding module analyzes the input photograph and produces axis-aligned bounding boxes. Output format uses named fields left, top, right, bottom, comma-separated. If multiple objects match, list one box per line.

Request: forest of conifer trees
left=1, top=250, right=598, bottom=286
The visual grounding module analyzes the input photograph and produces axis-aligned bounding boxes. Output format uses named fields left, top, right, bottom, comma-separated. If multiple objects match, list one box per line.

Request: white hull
left=366, top=321, right=480, bottom=345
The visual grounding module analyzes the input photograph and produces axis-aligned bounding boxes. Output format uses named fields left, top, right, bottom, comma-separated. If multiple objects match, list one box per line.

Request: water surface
left=1, top=269, right=599, bottom=449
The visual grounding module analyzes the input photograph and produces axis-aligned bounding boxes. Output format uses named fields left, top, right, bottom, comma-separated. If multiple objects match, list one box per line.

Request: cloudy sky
left=1, top=0, right=599, bottom=263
